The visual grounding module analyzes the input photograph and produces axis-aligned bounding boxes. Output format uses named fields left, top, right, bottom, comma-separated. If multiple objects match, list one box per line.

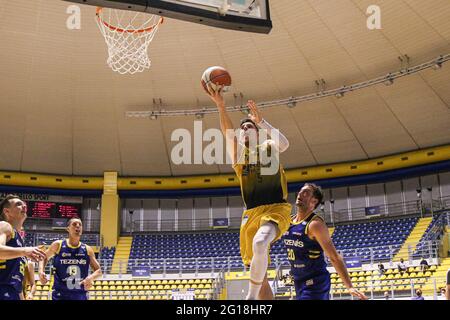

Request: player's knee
left=253, top=234, right=270, bottom=255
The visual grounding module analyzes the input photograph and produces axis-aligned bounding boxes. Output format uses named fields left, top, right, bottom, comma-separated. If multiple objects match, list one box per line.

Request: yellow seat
left=191, top=284, right=198, bottom=289
left=122, top=281, right=129, bottom=285
left=429, top=265, right=436, bottom=271
left=140, top=296, right=147, bottom=300
left=331, top=278, right=337, bottom=284
left=204, top=284, right=211, bottom=289
left=357, top=276, right=364, bottom=282
left=188, top=279, right=195, bottom=284
left=132, top=296, right=140, bottom=300
left=137, top=285, right=144, bottom=290
left=149, top=280, right=155, bottom=285
left=194, top=279, right=201, bottom=284
left=155, top=280, right=162, bottom=285
left=392, top=269, right=399, bottom=274
left=197, top=294, right=205, bottom=300
left=424, top=271, right=431, bottom=277
left=150, top=285, right=157, bottom=290
left=157, top=285, right=164, bottom=290
left=180, top=279, right=187, bottom=284
left=118, top=296, right=125, bottom=300
left=142, top=280, right=149, bottom=285
left=164, top=285, right=171, bottom=290
left=168, top=280, right=175, bottom=285
left=130, top=285, right=137, bottom=290
left=409, top=272, right=416, bottom=278
left=394, top=274, right=401, bottom=279
left=135, top=280, right=142, bottom=285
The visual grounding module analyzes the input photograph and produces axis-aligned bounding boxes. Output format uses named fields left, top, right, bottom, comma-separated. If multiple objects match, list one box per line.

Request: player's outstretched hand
left=80, top=276, right=94, bottom=290
left=348, top=287, right=368, bottom=300
left=246, top=100, right=262, bottom=124
left=39, top=272, right=48, bottom=285
left=24, top=247, right=46, bottom=263
left=207, top=84, right=225, bottom=108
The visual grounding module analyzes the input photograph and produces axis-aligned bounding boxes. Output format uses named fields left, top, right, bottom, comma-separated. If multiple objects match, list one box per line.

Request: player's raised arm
left=246, top=100, right=289, bottom=153
left=80, top=245, right=102, bottom=290
left=207, top=85, right=238, bottom=164
left=0, top=222, right=46, bottom=262
left=38, top=240, right=61, bottom=285
left=308, top=220, right=367, bottom=300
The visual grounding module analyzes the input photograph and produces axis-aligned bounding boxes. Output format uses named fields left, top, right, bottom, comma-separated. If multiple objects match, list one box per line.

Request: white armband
left=258, top=119, right=290, bottom=152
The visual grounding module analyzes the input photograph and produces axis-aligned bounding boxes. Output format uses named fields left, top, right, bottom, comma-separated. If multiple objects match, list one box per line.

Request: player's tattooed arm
left=80, top=245, right=102, bottom=290
left=38, top=240, right=60, bottom=284
left=0, top=222, right=45, bottom=262
left=308, top=220, right=367, bottom=300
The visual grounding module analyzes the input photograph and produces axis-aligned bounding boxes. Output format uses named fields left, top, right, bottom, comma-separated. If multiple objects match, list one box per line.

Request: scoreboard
left=28, top=201, right=81, bottom=219
left=0, top=193, right=83, bottom=220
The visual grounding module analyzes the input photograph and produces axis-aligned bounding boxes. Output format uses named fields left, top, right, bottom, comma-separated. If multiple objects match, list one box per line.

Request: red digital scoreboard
left=28, top=201, right=81, bottom=219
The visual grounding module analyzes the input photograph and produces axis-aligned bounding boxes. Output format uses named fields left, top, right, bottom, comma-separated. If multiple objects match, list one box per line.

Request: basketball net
left=96, top=7, right=163, bottom=75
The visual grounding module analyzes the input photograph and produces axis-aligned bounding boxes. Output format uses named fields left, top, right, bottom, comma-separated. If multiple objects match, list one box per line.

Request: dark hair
left=240, top=118, right=259, bottom=130
left=416, top=289, right=422, bottom=296
left=304, top=183, right=324, bottom=209
left=0, top=194, right=21, bottom=221
left=67, top=217, right=82, bottom=227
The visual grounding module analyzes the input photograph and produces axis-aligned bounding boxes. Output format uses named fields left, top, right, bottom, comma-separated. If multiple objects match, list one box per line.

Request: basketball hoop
left=95, top=7, right=164, bottom=75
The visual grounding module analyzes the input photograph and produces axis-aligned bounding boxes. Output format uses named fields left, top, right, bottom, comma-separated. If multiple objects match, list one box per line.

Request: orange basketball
left=201, top=66, right=232, bottom=94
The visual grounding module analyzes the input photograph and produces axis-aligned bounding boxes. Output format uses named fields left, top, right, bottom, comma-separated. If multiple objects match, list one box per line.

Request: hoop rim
left=96, top=7, right=164, bottom=34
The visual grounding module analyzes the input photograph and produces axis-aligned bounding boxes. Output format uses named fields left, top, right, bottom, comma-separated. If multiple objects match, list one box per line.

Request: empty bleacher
left=331, top=217, right=419, bottom=263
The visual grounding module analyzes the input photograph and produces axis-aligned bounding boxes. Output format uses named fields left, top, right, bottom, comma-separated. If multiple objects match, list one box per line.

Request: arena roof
left=0, top=0, right=449, bottom=176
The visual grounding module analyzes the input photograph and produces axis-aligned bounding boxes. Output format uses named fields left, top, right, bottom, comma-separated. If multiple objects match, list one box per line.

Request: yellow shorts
left=239, top=202, right=292, bottom=267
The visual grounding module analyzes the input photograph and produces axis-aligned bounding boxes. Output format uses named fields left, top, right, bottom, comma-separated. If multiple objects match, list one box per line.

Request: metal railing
left=59, top=239, right=439, bottom=278
left=23, top=218, right=100, bottom=232
left=132, top=217, right=242, bottom=233
left=332, top=199, right=440, bottom=224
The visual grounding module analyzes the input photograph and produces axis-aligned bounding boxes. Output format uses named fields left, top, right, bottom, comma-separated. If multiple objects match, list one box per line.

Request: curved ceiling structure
left=0, top=0, right=449, bottom=176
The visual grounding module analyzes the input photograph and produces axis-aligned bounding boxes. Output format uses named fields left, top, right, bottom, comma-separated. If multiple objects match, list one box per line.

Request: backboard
left=64, top=0, right=272, bottom=33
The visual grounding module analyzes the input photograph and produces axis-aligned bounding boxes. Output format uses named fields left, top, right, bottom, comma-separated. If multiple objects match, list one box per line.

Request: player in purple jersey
left=284, top=184, right=367, bottom=300
left=0, top=194, right=46, bottom=300
left=39, top=217, right=102, bottom=300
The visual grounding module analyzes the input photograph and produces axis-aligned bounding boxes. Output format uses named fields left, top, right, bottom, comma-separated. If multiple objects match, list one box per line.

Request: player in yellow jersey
left=208, top=85, right=291, bottom=300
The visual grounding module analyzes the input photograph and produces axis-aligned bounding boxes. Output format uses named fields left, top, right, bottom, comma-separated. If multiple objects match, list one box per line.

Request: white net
left=96, top=7, right=163, bottom=75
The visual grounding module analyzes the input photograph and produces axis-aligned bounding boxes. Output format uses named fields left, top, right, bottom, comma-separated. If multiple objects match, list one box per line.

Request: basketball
left=201, top=66, right=232, bottom=94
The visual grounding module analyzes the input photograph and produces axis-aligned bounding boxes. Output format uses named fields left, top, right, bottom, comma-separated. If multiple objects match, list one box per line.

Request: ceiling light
left=432, top=62, right=442, bottom=70
left=286, top=97, right=297, bottom=108
left=335, top=91, right=344, bottom=98
left=384, top=75, right=394, bottom=86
